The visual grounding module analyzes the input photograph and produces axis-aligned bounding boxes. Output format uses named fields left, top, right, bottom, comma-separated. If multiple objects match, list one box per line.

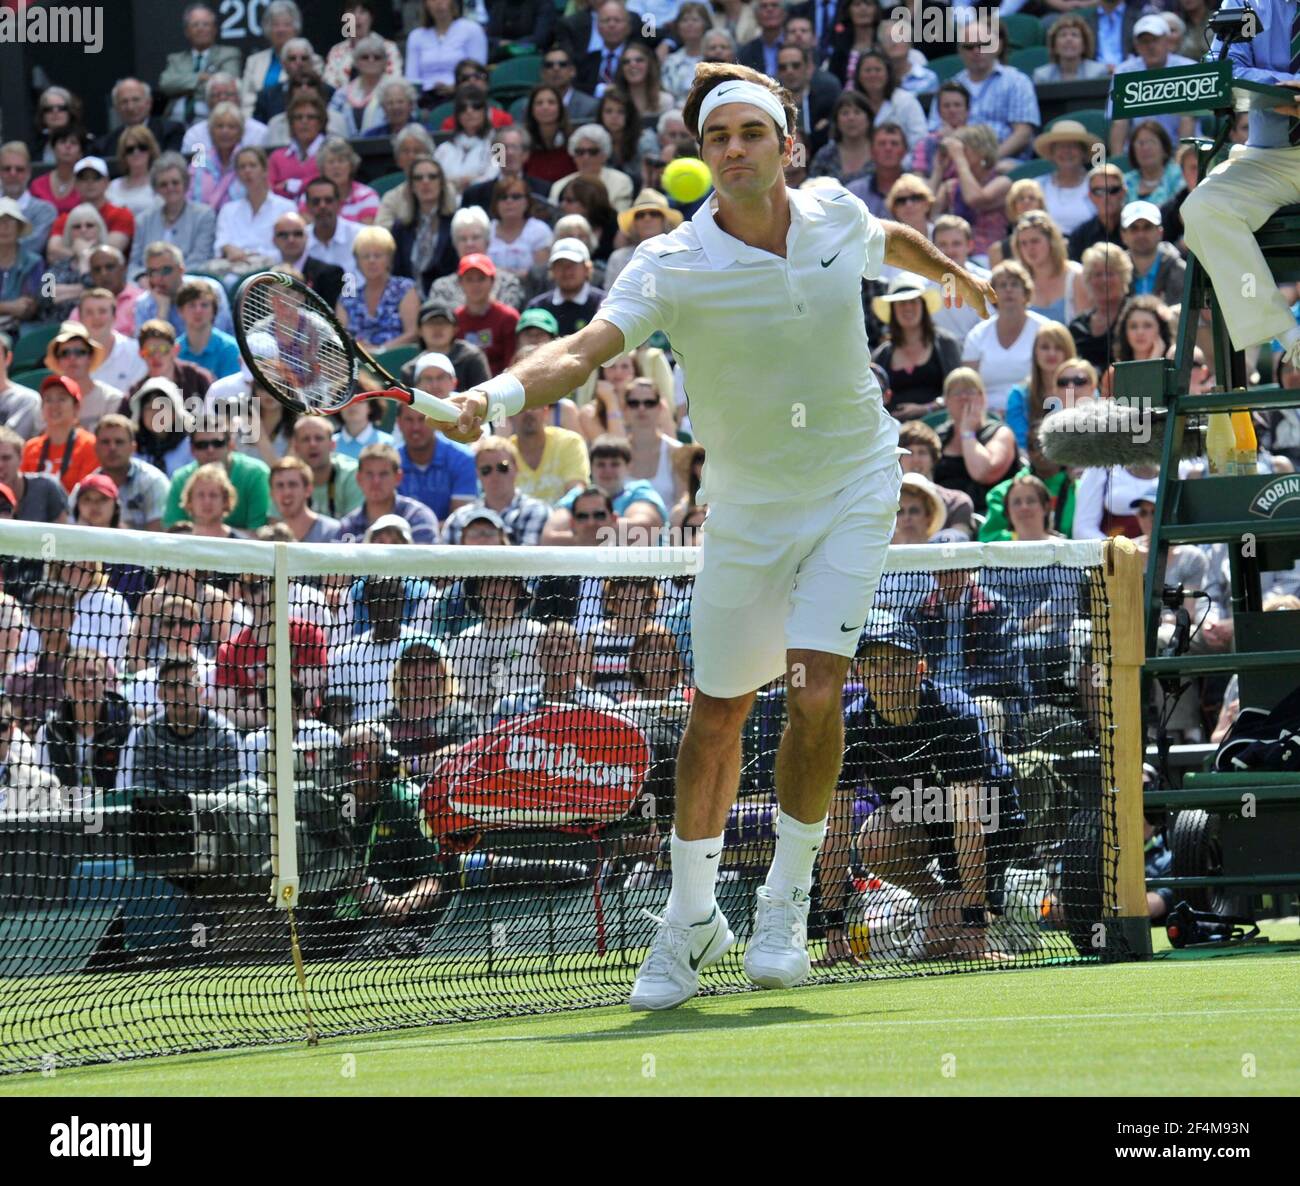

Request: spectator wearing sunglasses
left=0, top=141, right=57, bottom=257
left=329, top=33, right=398, bottom=138
left=322, top=2, right=401, bottom=90
left=124, top=320, right=215, bottom=417
left=1067, top=164, right=1126, bottom=264
left=132, top=242, right=233, bottom=336
left=272, top=211, right=345, bottom=307
left=440, top=435, right=548, bottom=546
left=163, top=421, right=271, bottom=532
left=544, top=435, right=667, bottom=547
left=46, top=157, right=134, bottom=266
left=436, top=63, right=515, bottom=133
left=435, top=87, right=501, bottom=200
left=85, top=246, right=144, bottom=337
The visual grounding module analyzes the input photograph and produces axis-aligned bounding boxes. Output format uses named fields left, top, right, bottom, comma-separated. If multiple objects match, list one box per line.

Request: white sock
left=665, top=830, right=724, bottom=924
left=765, top=811, right=828, bottom=900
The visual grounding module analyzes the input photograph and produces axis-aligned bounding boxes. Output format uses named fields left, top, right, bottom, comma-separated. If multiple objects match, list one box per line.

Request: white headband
left=698, top=80, right=788, bottom=136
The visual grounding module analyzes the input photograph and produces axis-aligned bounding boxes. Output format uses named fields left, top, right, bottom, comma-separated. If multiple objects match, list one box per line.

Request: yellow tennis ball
left=847, top=921, right=872, bottom=960
left=662, top=157, right=712, bottom=204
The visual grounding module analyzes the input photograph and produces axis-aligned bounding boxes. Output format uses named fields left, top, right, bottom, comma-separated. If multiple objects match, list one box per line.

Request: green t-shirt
left=163, top=451, right=271, bottom=531
left=340, top=779, right=441, bottom=904
left=979, top=467, right=1076, bottom=542
left=310, top=453, right=363, bottom=520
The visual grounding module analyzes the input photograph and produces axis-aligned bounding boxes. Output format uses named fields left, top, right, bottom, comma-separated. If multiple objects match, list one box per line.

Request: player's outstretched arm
left=442, top=320, right=627, bottom=442
left=880, top=220, right=997, bottom=320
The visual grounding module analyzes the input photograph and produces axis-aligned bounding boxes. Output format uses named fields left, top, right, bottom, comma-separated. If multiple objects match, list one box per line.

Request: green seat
left=1009, top=46, right=1049, bottom=75
left=10, top=367, right=52, bottom=391
left=1110, top=153, right=1129, bottom=173
left=923, top=410, right=951, bottom=430
left=489, top=54, right=541, bottom=94
left=10, top=321, right=60, bottom=371
left=374, top=344, right=419, bottom=380
left=928, top=54, right=965, bottom=84
left=372, top=169, right=406, bottom=195
left=1048, top=108, right=1108, bottom=143
left=510, top=94, right=529, bottom=124
left=1001, top=15, right=1044, bottom=48
left=1008, top=158, right=1054, bottom=182
left=423, top=101, right=456, bottom=129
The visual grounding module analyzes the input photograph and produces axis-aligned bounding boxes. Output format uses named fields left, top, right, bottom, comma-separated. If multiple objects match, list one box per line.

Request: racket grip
left=407, top=386, right=461, bottom=423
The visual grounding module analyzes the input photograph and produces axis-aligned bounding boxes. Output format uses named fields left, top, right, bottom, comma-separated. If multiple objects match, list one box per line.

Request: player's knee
left=785, top=680, right=842, bottom=730
left=685, top=692, right=753, bottom=739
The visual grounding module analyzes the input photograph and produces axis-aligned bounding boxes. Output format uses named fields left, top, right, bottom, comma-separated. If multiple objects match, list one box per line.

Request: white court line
left=317, top=1005, right=1300, bottom=1057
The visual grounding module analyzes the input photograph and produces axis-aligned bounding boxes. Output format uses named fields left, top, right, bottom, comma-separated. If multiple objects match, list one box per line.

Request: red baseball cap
left=41, top=373, right=82, bottom=403
left=76, top=473, right=120, bottom=502
left=457, top=252, right=496, bottom=278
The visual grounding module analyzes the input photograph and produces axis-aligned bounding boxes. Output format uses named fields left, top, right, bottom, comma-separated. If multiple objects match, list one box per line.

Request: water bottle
left=1230, top=410, right=1259, bottom=476
left=1206, top=413, right=1236, bottom=476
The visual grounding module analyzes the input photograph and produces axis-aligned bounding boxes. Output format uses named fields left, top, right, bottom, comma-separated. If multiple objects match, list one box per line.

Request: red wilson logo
left=422, top=707, right=651, bottom=835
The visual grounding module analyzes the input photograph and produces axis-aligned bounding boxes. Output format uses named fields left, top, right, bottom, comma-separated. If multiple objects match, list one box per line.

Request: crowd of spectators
left=0, top=0, right=1283, bottom=876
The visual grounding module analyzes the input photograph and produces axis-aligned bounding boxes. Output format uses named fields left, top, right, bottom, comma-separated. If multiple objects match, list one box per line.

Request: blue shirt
left=178, top=326, right=241, bottom=379
left=1095, top=1, right=1128, bottom=68
left=134, top=275, right=233, bottom=336
left=925, top=63, right=1041, bottom=151
left=1210, top=0, right=1300, bottom=148
left=397, top=437, right=477, bottom=521
left=556, top=478, right=668, bottom=523
left=336, top=494, right=440, bottom=544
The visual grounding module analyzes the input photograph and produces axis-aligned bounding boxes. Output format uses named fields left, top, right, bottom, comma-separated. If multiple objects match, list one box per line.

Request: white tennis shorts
left=690, top=459, right=902, bottom=698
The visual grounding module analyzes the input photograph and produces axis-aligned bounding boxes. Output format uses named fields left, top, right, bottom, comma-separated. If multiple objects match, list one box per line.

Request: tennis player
left=445, top=63, right=996, bottom=1011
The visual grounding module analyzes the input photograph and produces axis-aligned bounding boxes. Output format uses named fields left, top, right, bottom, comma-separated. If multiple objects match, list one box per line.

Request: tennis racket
left=231, top=269, right=460, bottom=423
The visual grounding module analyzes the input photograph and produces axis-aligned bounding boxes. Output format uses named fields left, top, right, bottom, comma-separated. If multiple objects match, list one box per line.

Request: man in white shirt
left=80, top=287, right=147, bottom=394
left=303, top=176, right=362, bottom=282
left=446, top=64, right=995, bottom=1010
left=213, top=146, right=295, bottom=264
left=928, top=215, right=991, bottom=346
left=327, top=577, right=426, bottom=723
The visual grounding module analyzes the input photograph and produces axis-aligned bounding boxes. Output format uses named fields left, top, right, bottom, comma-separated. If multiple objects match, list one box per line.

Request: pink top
left=30, top=171, right=81, bottom=216
left=268, top=137, right=324, bottom=200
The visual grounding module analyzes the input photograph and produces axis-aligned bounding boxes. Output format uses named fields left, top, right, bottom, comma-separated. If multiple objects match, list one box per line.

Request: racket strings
left=238, top=277, right=355, bottom=413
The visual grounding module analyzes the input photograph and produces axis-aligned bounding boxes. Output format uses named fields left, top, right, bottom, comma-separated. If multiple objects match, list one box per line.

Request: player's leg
left=1181, top=150, right=1300, bottom=356
left=629, top=504, right=792, bottom=1011
left=747, top=462, right=902, bottom=982
left=745, top=649, right=853, bottom=987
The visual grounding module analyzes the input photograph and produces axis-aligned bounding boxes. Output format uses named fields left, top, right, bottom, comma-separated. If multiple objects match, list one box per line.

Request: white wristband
left=479, top=374, right=526, bottom=422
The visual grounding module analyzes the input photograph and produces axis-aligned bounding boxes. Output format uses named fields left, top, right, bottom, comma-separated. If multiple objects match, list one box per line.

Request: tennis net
left=0, top=523, right=1145, bottom=1072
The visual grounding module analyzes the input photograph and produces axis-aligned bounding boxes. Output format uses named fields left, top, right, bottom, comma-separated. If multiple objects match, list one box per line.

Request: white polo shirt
left=307, top=217, right=363, bottom=280
left=596, top=185, right=897, bottom=506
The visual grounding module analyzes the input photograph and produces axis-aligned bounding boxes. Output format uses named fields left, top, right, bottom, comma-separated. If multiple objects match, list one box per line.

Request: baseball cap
left=549, top=237, right=591, bottom=265
left=73, top=156, right=109, bottom=178
left=1130, top=481, right=1159, bottom=509
left=516, top=308, right=560, bottom=337
left=76, top=473, right=120, bottom=502
left=457, top=252, right=496, bottom=278
left=856, top=609, right=924, bottom=658
left=463, top=507, right=507, bottom=533
left=1133, top=14, right=1170, bottom=38
left=1121, top=200, right=1162, bottom=229
left=364, top=513, right=414, bottom=543
left=417, top=297, right=457, bottom=325
left=40, top=373, right=82, bottom=403
left=412, top=351, right=456, bottom=380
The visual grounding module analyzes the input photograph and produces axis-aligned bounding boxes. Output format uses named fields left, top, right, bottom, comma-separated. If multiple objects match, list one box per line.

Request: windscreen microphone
left=1037, top=401, right=1203, bottom=469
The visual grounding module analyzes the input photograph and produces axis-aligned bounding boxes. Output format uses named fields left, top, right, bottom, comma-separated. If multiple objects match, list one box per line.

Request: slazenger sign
left=1112, top=64, right=1229, bottom=118
left=1249, top=476, right=1300, bottom=518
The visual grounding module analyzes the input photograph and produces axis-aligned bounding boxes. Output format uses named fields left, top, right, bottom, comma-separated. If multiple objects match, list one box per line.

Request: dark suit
left=791, top=0, right=840, bottom=58
left=301, top=257, right=345, bottom=308
left=794, top=70, right=842, bottom=156
left=254, top=81, right=336, bottom=124
left=487, top=0, right=557, bottom=52
left=391, top=213, right=459, bottom=295
left=561, top=10, right=661, bottom=93
left=739, top=35, right=784, bottom=79
left=94, top=116, right=185, bottom=159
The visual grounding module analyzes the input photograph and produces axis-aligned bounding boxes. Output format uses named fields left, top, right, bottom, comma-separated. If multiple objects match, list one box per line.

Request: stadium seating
left=371, top=169, right=406, bottom=195
left=1047, top=109, right=1109, bottom=142
left=9, top=322, right=59, bottom=372
left=489, top=54, right=542, bottom=100
left=1009, top=46, right=1050, bottom=76
left=1001, top=15, right=1046, bottom=49
left=928, top=55, right=965, bottom=84
left=1008, top=159, right=1055, bottom=182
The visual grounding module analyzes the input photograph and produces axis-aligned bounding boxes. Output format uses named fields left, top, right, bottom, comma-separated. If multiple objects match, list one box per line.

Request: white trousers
left=1181, top=143, right=1300, bottom=352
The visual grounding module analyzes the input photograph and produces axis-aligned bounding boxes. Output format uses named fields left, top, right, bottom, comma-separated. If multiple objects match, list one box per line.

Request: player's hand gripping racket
left=232, top=270, right=460, bottom=422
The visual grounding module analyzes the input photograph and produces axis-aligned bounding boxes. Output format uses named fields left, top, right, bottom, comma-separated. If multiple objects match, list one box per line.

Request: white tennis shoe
left=744, top=886, right=811, bottom=989
left=629, top=903, right=734, bottom=1011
